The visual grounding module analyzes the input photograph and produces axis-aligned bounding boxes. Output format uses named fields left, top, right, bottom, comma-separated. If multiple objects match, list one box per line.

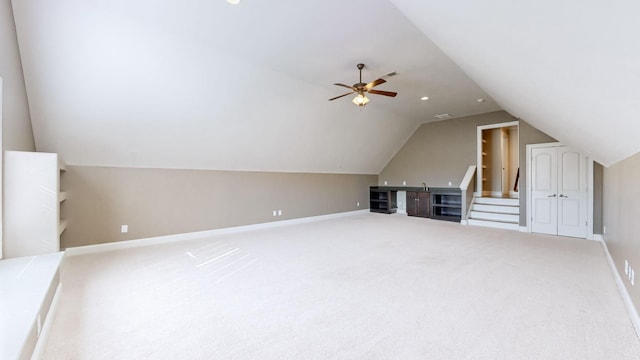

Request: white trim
left=593, top=234, right=604, bottom=241
left=31, top=283, right=63, bottom=360
left=599, top=238, right=640, bottom=338
left=460, top=220, right=468, bottom=225
left=0, top=78, right=3, bottom=260
left=459, top=165, right=477, bottom=190
left=477, top=120, right=520, bottom=196
left=518, top=226, right=528, bottom=232
left=587, top=159, right=594, bottom=241
left=65, top=210, right=370, bottom=256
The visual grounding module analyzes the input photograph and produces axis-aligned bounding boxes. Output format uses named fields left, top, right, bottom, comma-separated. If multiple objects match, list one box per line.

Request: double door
left=406, top=191, right=430, bottom=218
left=531, top=146, right=587, bottom=238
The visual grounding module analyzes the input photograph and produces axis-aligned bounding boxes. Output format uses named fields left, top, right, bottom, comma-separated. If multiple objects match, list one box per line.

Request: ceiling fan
left=329, top=63, right=397, bottom=107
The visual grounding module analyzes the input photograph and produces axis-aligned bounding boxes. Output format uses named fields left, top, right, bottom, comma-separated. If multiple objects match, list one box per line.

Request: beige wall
left=603, top=151, right=640, bottom=316
left=61, top=166, right=376, bottom=248
left=593, top=162, right=603, bottom=234
left=379, top=111, right=518, bottom=188
left=0, top=0, right=34, bottom=152
left=379, top=111, right=558, bottom=226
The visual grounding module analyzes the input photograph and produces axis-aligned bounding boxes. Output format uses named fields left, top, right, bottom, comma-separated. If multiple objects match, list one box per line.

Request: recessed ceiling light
left=476, top=98, right=486, bottom=103
left=434, top=113, right=452, bottom=120
left=227, top=0, right=240, bottom=4
left=421, top=96, right=429, bottom=101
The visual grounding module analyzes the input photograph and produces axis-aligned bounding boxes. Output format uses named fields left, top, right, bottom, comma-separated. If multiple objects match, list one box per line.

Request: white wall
left=0, top=0, right=34, bottom=152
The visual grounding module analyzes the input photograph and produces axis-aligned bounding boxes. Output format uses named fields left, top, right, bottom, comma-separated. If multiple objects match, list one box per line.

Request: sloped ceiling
left=10, top=0, right=499, bottom=174
left=390, top=0, right=640, bottom=167
left=12, top=1, right=637, bottom=173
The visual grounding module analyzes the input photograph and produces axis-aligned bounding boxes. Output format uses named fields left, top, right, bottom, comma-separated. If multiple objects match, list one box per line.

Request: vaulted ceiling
left=11, top=0, right=640, bottom=173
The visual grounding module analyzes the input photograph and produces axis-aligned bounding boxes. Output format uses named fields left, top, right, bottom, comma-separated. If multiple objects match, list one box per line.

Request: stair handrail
left=459, top=165, right=477, bottom=191
left=459, top=165, right=477, bottom=222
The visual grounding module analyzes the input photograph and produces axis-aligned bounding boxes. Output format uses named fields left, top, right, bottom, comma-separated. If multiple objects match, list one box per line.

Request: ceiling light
left=476, top=98, right=485, bottom=103
left=226, top=0, right=240, bottom=4
left=421, top=96, right=429, bottom=101
left=434, top=113, right=452, bottom=120
left=352, top=93, right=370, bottom=107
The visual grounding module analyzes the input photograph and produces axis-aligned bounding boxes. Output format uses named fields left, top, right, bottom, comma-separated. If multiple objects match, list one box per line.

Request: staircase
left=467, top=196, right=520, bottom=230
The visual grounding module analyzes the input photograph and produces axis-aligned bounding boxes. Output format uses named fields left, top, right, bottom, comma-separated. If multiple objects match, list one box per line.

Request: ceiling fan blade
left=368, top=89, right=398, bottom=97
left=329, top=92, right=354, bottom=101
left=365, top=78, right=386, bottom=90
left=334, top=83, right=356, bottom=91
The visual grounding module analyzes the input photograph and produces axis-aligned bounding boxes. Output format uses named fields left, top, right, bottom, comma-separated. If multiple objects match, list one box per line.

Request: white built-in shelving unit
left=3, top=151, right=67, bottom=258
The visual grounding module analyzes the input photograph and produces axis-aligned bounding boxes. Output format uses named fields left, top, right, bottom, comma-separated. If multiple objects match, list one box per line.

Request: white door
left=531, top=146, right=587, bottom=238
left=531, top=147, right=558, bottom=235
left=557, top=148, right=587, bottom=237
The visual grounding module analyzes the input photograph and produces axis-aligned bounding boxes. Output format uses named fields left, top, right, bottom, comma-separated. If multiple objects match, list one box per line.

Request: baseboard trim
left=65, top=210, right=370, bottom=256
left=598, top=238, right=640, bottom=338
left=518, top=226, right=528, bottom=232
left=585, top=234, right=601, bottom=242
left=31, top=283, right=63, bottom=360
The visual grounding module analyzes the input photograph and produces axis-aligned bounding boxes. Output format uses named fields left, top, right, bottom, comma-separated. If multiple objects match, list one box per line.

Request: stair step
left=467, top=218, right=520, bottom=231
left=471, top=204, right=519, bottom=214
left=469, top=211, right=519, bottom=223
left=474, top=197, right=519, bottom=206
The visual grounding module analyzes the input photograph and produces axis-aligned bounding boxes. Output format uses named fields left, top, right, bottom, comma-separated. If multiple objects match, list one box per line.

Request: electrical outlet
left=121, top=225, right=128, bottom=233
left=272, top=210, right=277, bottom=216
left=448, top=181, right=452, bottom=186
left=357, top=202, right=360, bottom=207
left=631, top=269, right=635, bottom=286
left=384, top=181, right=388, bottom=185
left=278, top=210, right=282, bottom=216
left=603, top=225, right=607, bottom=234
left=402, top=181, right=406, bottom=186
left=625, top=260, right=629, bottom=275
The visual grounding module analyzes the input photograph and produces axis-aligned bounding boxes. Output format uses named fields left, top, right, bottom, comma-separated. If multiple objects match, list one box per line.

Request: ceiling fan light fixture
left=329, top=63, right=396, bottom=106
left=352, top=93, right=370, bottom=106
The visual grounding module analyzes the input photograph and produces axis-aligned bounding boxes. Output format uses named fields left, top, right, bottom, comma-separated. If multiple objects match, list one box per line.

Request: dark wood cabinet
left=369, top=188, right=397, bottom=214
left=430, top=187, right=462, bottom=222
left=406, top=191, right=430, bottom=218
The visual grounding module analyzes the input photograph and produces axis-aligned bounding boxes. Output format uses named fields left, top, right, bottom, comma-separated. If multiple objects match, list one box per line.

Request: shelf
left=4, top=151, right=65, bottom=258
left=59, top=219, right=68, bottom=235
left=429, top=187, right=462, bottom=222
left=369, top=187, right=397, bottom=214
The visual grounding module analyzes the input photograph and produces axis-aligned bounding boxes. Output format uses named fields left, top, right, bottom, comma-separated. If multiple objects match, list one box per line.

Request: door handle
left=559, top=194, right=568, bottom=198
left=548, top=194, right=557, bottom=197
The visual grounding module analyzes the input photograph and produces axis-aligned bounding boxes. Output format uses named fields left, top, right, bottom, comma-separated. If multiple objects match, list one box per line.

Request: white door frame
left=476, top=121, right=519, bottom=196
left=526, top=142, right=594, bottom=239
left=0, top=77, right=3, bottom=259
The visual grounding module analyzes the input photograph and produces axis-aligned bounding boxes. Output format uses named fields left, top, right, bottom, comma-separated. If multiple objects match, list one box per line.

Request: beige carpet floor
left=43, top=213, right=640, bottom=359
